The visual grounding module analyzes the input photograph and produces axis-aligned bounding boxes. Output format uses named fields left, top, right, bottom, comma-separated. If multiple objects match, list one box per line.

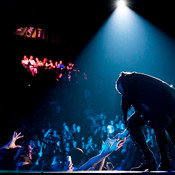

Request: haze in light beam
left=76, top=7, right=175, bottom=84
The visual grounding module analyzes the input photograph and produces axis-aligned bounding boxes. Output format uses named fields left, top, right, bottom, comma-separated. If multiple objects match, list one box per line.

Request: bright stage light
left=117, top=0, right=127, bottom=8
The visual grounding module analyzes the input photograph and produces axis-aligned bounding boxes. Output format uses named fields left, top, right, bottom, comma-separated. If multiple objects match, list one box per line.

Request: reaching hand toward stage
left=78, top=138, right=126, bottom=170
left=78, top=137, right=126, bottom=171
left=101, top=138, right=113, bottom=153
left=0, top=131, right=24, bottom=150
left=101, top=137, right=126, bottom=154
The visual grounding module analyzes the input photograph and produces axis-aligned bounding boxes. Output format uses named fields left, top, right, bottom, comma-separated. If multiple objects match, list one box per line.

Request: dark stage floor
left=1, top=171, right=175, bottom=174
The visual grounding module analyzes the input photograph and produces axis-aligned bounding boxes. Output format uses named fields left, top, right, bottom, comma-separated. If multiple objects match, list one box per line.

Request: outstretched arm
left=78, top=151, right=111, bottom=170
left=0, top=131, right=24, bottom=150
left=77, top=138, right=125, bottom=171
left=93, top=157, right=106, bottom=170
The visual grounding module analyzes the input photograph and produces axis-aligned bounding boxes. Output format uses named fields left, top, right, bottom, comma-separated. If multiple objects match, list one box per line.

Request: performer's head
left=116, top=71, right=134, bottom=94
left=116, top=71, right=133, bottom=94
left=115, top=72, right=125, bottom=94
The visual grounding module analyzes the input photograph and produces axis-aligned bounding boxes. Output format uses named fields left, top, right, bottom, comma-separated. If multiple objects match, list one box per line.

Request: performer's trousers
left=127, top=112, right=175, bottom=161
left=156, top=118, right=175, bottom=160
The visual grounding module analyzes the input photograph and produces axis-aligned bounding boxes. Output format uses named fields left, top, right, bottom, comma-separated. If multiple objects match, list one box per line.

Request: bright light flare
left=117, top=0, right=127, bottom=8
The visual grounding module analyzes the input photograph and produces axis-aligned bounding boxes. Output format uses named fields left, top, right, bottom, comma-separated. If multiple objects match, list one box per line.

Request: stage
left=1, top=171, right=175, bottom=174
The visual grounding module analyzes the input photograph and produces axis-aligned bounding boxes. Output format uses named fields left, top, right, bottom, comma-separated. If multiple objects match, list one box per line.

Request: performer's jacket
left=120, top=72, right=175, bottom=136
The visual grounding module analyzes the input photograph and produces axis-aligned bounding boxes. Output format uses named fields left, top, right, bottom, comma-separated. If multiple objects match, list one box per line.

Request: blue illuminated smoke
left=76, top=7, right=175, bottom=84
left=74, top=7, right=175, bottom=118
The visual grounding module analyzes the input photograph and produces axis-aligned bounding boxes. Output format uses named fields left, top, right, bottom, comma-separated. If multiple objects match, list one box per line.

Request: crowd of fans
left=1, top=106, right=165, bottom=171
left=20, top=55, right=87, bottom=82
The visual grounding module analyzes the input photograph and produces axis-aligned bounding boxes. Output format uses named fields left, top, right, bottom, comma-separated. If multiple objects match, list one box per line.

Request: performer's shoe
left=130, top=158, right=157, bottom=171
left=157, top=158, right=171, bottom=171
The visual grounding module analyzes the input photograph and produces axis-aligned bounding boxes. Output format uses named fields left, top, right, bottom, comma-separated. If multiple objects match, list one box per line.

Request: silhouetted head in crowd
left=69, top=148, right=85, bottom=169
left=77, top=126, right=81, bottom=133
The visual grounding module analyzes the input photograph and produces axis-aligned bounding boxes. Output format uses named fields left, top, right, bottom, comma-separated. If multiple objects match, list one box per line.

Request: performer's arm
left=121, top=91, right=133, bottom=125
left=123, top=110, right=128, bottom=125
left=91, top=157, right=106, bottom=170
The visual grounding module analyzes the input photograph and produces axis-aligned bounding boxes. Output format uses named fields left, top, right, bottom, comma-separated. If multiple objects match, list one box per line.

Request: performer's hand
left=114, top=129, right=129, bottom=140
left=109, top=138, right=126, bottom=152
left=116, top=137, right=127, bottom=148
left=114, top=133, right=125, bottom=140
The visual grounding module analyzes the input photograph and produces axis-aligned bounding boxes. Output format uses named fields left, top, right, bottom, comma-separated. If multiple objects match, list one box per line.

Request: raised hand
left=101, top=137, right=125, bottom=154
left=44, top=128, right=52, bottom=138
left=1, top=131, right=24, bottom=150
left=64, top=157, right=74, bottom=172
left=101, top=138, right=113, bottom=153
left=9, top=131, right=24, bottom=149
